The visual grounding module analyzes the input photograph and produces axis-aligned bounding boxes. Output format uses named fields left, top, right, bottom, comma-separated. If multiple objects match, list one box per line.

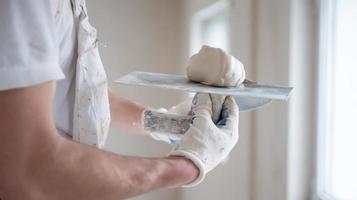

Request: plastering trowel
left=114, top=71, right=293, bottom=135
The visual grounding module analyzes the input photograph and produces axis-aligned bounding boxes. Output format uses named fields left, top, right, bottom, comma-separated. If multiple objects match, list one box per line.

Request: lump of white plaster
left=187, top=45, right=246, bottom=122
left=186, top=45, right=246, bottom=87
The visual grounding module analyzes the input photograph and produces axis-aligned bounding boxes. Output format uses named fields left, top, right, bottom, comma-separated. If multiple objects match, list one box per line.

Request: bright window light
left=317, top=0, right=357, bottom=199
left=201, top=11, right=229, bottom=51
left=190, top=0, right=230, bottom=54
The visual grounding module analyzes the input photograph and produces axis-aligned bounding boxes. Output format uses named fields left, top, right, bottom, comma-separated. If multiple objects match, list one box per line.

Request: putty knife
left=114, top=71, right=293, bottom=135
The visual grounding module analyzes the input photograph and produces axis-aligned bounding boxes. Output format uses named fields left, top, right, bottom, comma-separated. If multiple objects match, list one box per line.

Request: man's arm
left=109, top=89, right=147, bottom=134
left=0, top=82, right=198, bottom=200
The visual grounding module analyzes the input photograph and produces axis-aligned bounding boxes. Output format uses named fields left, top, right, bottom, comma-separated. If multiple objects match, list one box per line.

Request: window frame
left=190, top=0, right=231, bottom=55
left=315, top=0, right=338, bottom=199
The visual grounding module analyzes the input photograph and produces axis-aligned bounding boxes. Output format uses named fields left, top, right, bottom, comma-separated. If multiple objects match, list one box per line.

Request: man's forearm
left=9, top=133, right=198, bottom=200
left=109, top=89, right=147, bottom=134
left=0, top=83, right=198, bottom=200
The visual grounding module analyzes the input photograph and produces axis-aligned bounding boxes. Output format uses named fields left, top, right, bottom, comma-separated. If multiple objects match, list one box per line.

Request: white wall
left=288, top=0, right=317, bottom=199
left=251, top=0, right=291, bottom=199
left=87, top=1, right=185, bottom=200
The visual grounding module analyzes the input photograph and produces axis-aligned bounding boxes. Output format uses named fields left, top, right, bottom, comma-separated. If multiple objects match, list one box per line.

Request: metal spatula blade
left=114, top=71, right=292, bottom=100
left=114, top=71, right=292, bottom=135
left=235, top=96, right=272, bottom=112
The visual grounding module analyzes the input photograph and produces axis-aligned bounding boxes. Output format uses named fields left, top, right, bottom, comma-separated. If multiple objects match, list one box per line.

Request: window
left=190, top=0, right=230, bottom=54
left=317, top=0, right=357, bottom=199
left=188, top=0, right=230, bottom=99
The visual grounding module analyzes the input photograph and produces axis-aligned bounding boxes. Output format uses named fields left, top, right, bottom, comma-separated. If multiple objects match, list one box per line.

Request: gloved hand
left=143, top=97, right=193, bottom=144
left=169, top=93, right=239, bottom=187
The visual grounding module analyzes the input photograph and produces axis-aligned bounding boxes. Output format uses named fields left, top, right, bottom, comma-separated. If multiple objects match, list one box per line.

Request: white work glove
left=143, top=95, right=229, bottom=145
left=170, top=93, right=239, bottom=187
left=144, top=98, right=193, bottom=144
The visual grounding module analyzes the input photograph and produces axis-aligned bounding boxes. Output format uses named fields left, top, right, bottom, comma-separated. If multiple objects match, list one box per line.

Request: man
left=0, top=1, right=240, bottom=199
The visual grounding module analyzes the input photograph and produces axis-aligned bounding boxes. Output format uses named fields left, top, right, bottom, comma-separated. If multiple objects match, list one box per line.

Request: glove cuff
left=170, top=150, right=206, bottom=187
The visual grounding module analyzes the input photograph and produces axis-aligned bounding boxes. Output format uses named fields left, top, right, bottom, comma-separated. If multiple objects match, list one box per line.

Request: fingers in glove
left=210, top=94, right=226, bottom=123
left=217, top=96, right=239, bottom=131
left=191, top=93, right=212, bottom=119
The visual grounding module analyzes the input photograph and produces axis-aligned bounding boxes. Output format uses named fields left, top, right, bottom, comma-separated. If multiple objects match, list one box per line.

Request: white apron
left=71, top=0, right=111, bottom=148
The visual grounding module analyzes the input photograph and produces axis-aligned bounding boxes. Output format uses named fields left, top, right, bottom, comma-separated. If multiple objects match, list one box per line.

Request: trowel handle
left=143, top=110, right=192, bottom=135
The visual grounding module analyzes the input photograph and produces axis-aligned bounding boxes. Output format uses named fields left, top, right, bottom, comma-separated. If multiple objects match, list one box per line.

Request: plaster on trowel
left=114, top=71, right=293, bottom=135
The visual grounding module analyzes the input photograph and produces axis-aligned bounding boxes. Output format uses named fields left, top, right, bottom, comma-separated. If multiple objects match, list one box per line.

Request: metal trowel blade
left=114, top=71, right=292, bottom=111
left=235, top=96, right=272, bottom=112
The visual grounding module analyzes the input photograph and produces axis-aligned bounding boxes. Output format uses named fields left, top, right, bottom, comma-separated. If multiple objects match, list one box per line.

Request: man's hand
left=170, top=93, right=239, bottom=187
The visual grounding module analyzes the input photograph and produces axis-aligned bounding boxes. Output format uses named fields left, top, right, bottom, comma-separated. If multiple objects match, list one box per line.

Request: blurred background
left=86, top=0, right=357, bottom=199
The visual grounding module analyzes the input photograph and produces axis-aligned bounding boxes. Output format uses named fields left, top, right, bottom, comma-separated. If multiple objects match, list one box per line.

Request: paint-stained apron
left=71, top=0, right=110, bottom=148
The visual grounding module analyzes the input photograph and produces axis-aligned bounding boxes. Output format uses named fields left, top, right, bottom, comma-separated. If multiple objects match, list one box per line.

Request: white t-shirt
left=0, top=0, right=77, bottom=138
